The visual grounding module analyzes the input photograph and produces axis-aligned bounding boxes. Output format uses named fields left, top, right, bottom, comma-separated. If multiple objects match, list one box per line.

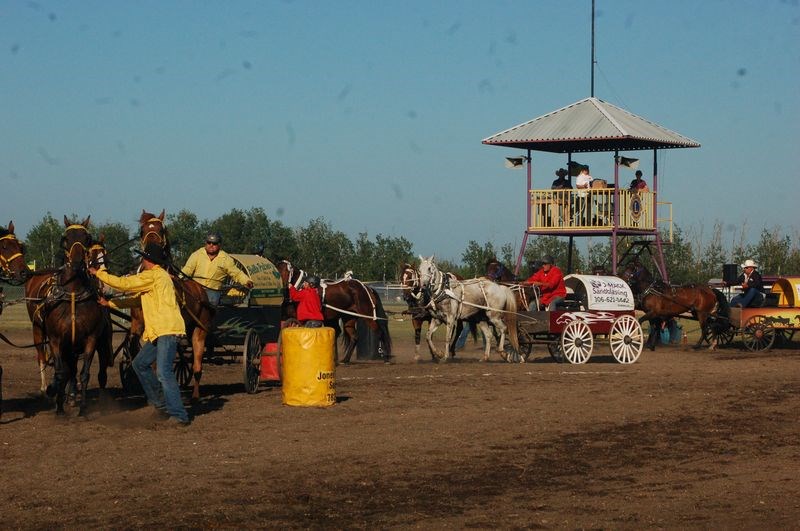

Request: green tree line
left=21, top=209, right=413, bottom=281
left=19, top=210, right=800, bottom=283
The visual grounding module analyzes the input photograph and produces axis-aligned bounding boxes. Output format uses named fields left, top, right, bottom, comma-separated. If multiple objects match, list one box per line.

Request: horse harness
left=140, top=217, right=168, bottom=249
left=0, top=233, right=27, bottom=285
left=280, top=260, right=384, bottom=321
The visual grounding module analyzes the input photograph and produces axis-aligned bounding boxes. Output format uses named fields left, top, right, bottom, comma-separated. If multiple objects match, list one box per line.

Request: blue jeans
left=730, top=288, right=764, bottom=308
left=133, top=335, right=188, bottom=422
left=455, top=324, right=470, bottom=350
left=205, top=287, right=221, bottom=306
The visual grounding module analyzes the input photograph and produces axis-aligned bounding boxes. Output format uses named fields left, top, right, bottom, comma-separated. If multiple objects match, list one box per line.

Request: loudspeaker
left=722, top=264, right=739, bottom=284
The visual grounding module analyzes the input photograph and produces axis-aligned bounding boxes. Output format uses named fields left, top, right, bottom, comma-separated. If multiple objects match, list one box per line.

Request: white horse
left=417, top=255, right=520, bottom=362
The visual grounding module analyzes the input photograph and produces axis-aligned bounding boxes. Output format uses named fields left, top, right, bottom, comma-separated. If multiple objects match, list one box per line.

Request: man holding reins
left=181, top=232, right=253, bottom=306
left=524, top=255, right=567, bottom=311
left=90, top=242, right=190, bottom=426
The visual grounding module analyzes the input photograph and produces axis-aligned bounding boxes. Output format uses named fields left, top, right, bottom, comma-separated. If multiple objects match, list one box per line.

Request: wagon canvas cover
left=564, top=274, right=634, bottom=311
left=228, top=254, right=284, bottom=306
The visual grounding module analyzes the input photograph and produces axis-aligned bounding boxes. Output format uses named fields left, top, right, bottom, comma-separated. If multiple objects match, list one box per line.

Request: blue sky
left=2, top=0, right=798, bottom=262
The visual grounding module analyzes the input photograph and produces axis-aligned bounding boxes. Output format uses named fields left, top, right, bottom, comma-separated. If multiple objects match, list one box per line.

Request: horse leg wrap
left=193, top=371, right=202, bottom=384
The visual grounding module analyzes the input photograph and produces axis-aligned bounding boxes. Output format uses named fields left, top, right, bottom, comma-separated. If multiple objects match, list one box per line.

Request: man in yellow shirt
left=181, top=232, right=253, bottom=305
left=90, top=242, right=190, bottom=426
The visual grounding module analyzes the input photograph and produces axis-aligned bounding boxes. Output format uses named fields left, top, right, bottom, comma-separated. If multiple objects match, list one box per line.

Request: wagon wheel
left=714, top=327, right=736, bottom=348
left=117, top=336, right=143, bottom=395
left=173, top=340, right=193, bottom=388
left=741, top=315, right=776, bottom=352
left=547, top=341, right=565, bottom=363
left=609, top=315, right=644, bottom=364
left=561, top=320, right=593, bottom=364
left=242, top=329, right=262, bottom=394
left=707, top=318, right=736, bottom=348
left=516, top=325, right=533, bottom=362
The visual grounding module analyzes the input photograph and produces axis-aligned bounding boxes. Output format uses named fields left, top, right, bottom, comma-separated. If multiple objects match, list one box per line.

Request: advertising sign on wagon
left=564, top=274, right=635, bottom=311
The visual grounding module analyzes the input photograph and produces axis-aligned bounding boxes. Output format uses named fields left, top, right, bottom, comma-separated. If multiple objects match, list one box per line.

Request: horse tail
left=371, top=288, right=392, bottom=356
left=502, top=287, right=519, bottom=353
left=712, top=288, right=729, bottom=318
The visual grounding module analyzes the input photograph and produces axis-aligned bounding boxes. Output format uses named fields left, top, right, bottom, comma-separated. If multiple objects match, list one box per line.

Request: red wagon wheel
left=741, top=315, right=776, bottom=352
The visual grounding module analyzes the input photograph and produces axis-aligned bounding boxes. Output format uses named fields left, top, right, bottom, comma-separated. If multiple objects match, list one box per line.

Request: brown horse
left=276, top=260, right=392, bottom=364
left=621, top=263, right=719, bottom=350
left=136, top=210, right=214, bottom=400
left=1, top=221, right=112, bottom=399
left=1, top=221, right=53, bottom=394
left=38, top=217, right=110, bottom=415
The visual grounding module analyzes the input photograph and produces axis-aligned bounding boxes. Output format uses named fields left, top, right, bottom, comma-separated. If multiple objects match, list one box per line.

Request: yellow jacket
left=96, top=267, right=185, bottom=342
left=181, top=248, right=251, bottom=291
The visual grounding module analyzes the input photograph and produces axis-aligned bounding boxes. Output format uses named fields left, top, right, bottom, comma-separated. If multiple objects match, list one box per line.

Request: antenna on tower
left=591, top=0, right=596, bottom=97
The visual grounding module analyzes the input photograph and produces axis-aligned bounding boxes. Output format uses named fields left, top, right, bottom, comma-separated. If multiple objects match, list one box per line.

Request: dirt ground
left=1, top=318, right=799, bottom=530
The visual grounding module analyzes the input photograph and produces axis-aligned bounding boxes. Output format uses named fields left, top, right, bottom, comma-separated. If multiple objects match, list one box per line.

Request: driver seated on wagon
left=728, top=259, right=765, bottom=308
left=181, top=232, right=254, bottom=306
left=523, top=255, right=567, bottom=311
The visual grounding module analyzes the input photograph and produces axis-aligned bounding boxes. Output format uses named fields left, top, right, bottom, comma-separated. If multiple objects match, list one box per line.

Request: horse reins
left=0, top=233, right=28, bottom=285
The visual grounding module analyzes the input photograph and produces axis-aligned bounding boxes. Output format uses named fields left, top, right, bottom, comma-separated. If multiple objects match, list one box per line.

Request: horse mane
left=0, top=227, right=10, bottom=238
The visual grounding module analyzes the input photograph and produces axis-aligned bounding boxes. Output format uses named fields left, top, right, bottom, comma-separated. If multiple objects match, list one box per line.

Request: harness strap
left=0, top=330, right=49, bottom=349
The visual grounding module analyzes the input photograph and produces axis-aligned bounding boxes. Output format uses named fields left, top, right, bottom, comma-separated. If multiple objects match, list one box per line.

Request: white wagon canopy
left=564, top=274, right=635, bottom=311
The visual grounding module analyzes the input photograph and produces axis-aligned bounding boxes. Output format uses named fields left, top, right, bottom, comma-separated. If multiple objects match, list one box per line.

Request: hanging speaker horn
left=619, top=156, right=640, bottom=170
left=504, top=157, right=525, bottom=169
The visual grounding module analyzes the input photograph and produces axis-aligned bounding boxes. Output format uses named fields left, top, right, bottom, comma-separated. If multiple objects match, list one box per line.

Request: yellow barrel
left=280, top=327, right=336, bottom=407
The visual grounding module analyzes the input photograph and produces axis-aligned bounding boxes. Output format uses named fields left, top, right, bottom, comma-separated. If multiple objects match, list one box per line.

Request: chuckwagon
left=707, top=276, right=800, bottom=352
left=516, top=274, right=645, bottom=364
left=117, top=254, right=284, bottom=394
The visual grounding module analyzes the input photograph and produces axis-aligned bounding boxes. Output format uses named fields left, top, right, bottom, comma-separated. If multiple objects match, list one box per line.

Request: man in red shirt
left=289, top=274, right=324, bottom=327
left=524, top=255, right=567, bottom=310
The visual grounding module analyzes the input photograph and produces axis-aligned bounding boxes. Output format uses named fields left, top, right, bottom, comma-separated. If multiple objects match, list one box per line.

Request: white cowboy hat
left=740, top=259, right=758, bottom=269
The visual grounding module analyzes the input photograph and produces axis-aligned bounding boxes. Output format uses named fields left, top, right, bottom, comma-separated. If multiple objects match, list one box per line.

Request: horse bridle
left=401, top=266, right=422, bottom=301
left=140, top=217, right=168, bottom=249
left=418, top=261, right=449, bottom=305
left=88, top=242, right=107, bottom=269
left=278, top=259, right=305, bottom=288
left=486, top=261, right=507, bottom=281
left=62, top=224, right=93, bottom=271
left=0, top=233, right=27, bottom=284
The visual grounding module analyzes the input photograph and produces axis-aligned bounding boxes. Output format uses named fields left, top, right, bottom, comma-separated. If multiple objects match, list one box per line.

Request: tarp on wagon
left=227, top=254, right=284, bottom=306
left=564, top=274, right=635, bottom=311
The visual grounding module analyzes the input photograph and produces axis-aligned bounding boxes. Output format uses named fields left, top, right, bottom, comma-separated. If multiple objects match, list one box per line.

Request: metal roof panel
left=482, top=97, right=700, bottom=153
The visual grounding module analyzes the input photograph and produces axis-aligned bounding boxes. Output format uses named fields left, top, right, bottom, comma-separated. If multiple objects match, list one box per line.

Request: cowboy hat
left=740, top=259, right=758, bottom=269
left=135, top=241, right=170, bottom=266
